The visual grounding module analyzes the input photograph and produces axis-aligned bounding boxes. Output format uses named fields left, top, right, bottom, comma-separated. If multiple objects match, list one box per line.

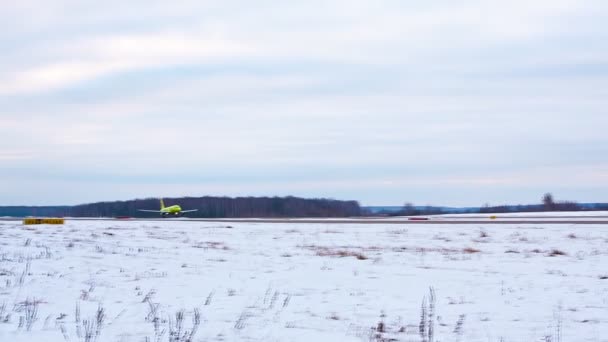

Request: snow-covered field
left=0, top=219, right=607, bottom=342
left=433, top=211, right=608, bottom=218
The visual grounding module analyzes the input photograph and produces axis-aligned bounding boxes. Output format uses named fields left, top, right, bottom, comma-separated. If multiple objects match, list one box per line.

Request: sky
left=1, top=0, right=608, bottom=206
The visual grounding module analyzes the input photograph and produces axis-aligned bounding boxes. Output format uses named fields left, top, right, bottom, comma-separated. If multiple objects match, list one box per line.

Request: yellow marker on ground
left=490, top=215, right=497, bottom=220
left=23, top=218, right=65, bottom=225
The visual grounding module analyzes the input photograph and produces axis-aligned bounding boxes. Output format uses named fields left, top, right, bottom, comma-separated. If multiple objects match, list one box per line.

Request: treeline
left=387, top=193, right=608, bottom=216
left=0, top=206, right=70, bottom=217
left=382, top=203, right=449, bottom=216
left=478, top=203, right=583, bottom=213
left=0, top=196, right=362, bottom=218
left=478, top=193, right=605, bottom=213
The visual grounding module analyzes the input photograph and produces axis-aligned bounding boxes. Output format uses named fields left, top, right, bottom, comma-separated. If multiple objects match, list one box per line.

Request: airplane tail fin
left=160, top=198, right=165, bottom=210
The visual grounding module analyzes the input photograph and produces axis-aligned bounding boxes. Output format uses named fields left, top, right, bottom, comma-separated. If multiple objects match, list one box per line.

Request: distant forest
left=0, top=196, right=361, bottom=218
left=383, top=193, right=608, bottom=216
left=1, top=193, right=605, bottom=218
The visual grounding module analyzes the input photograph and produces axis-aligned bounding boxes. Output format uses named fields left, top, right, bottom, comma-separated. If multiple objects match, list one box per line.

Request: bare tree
left=402, top=202, right=420, bottom=216
left=542, top=193, right=555, bottom=211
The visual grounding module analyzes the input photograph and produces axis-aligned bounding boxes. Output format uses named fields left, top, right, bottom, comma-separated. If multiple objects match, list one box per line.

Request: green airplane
left=138, top=198, right=198, bottom=217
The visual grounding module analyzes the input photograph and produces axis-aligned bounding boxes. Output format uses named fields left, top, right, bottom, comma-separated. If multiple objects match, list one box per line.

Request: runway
left=2, top=217, right=608, bottom=224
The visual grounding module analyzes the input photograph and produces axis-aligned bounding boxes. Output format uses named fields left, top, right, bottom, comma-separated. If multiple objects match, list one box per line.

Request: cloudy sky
left=1, top=0, right=607, bottom=206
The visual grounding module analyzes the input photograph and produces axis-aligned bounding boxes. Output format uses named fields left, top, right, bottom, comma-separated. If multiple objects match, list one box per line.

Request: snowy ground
left=0, top=219, right=607, bottom=342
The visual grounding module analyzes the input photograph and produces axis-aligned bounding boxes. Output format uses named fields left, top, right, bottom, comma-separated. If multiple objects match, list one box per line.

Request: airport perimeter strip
left=4, top=217, right=608, bottom=224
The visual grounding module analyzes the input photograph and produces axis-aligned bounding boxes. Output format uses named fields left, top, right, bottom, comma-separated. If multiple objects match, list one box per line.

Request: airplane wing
left=180, top=209, right=199, bottom=213
left=138, top=209, right=163, bottom=213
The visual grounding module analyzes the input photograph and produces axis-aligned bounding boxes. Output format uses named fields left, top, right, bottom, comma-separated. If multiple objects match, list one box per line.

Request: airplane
left=138, top=198, right=198, bottom=217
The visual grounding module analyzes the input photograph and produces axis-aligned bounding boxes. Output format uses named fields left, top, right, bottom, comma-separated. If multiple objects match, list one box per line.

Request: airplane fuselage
left=161, top=205, right=182, bottom=216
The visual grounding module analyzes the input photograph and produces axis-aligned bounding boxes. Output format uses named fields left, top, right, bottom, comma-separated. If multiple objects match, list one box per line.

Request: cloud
left=1, top=32, right=259, bottom=95
left=1, top=1, right=607, bottom=205
left=4, top=0, right=604, bottom=95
